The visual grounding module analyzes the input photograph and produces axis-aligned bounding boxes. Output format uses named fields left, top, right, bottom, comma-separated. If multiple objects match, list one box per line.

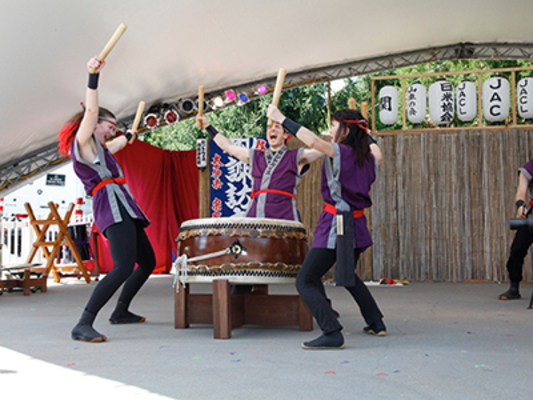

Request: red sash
left=251, top=189, right=296, bottom=200
left=324, top=203, right=364, bottom=218
left=91, top=177, right=126, bottom=197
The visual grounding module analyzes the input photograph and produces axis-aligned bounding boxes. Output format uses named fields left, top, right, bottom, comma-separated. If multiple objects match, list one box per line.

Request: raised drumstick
left=198, top=85, right=205, bottom=117
left=129, top=101, right=145, bottom=144
left=89, top=23, right=127, bottom=73
left=348, top=97, right=357, bottom=110
left=268, top=68, right=287, bottom=126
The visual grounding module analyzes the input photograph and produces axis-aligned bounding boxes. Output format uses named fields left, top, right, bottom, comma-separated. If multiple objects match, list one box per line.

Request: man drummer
left=196, top=115, right=322, bottom=221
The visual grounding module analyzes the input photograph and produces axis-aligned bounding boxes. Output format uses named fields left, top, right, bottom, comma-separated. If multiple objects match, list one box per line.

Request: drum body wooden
left=176, top=217, right=307, bottom=283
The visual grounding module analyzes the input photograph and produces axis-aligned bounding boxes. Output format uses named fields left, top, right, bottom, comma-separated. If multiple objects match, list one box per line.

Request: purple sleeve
left=519, top=159, right=533, bottom=182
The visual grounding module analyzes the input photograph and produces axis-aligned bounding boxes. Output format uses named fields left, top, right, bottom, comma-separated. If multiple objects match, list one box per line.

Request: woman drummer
left=267, top=104, right=386, bottom=350
left=58, top=56, right=155, bottom=342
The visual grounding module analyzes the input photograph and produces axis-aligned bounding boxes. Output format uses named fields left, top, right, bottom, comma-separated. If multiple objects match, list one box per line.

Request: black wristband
left=205, top=125, right=219, bottom=140
left=88, top=73, right=99, bottom=90
left=367, top=134, right=377, bottom=145
left=516, top=200, right=527, bottom=209
left=281, top=118, right=302, bottom=135
left=124, top=132, right=133, bottom=142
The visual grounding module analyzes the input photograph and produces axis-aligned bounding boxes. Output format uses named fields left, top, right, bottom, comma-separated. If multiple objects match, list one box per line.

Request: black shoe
left=302, top=331, right=345, bottom=350
left=109, top=301, right=146, bottom=324
left=498, top=288, right=521, bottom=300
left=71, top=310, right=107, bottom=342
left=363, top=319, right=387, bottom=336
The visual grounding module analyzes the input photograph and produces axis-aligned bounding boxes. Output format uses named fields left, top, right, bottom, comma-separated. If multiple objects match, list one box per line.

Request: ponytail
left=57, top=107, right=116, bottom=157
left=58, top=111, right=84, bottom=157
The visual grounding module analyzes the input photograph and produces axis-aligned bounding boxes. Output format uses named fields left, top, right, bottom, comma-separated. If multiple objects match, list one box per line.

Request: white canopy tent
left=2, top=0, right=533, bottom=194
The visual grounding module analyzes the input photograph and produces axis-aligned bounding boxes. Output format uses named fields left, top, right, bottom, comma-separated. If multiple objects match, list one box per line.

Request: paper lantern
left=517, top=77, right=533, bottom=120
left=456, top=80, right=477, bottom=122
left=379, top=85, right=398, bottom=126
left=482, top=76, right=510, bottom=122
left=406, top=82, right=426, bottom=124
left=429, top=80, right=454, bottom=126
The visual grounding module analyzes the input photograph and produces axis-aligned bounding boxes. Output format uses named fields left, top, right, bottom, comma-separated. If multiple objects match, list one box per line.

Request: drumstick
left=198, top=85, right=205, bottom=117
left=361, top=102, right=371, bottom=134
left=348, top=97, right=357, bottom=110
left=89, top=23, right=128, bottom=73
left=268, top=68, right=287, bottom=126
left=129, top=101, right=145, bottom=144
left=361, top=101, right=369, bottom=120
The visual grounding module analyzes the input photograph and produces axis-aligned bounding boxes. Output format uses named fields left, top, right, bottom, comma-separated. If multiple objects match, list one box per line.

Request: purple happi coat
left=312, top=142, right=377, bottom=251
left=519, top=158, right=533, bottom=192
left=246, top=147, right=309, bottom=221
left=71, top=137, right=149, bottom=234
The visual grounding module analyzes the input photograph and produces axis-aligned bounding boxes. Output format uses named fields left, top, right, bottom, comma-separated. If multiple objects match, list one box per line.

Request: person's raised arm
left=514, top=172, right=530, bottom=218
left=76, top=57, right=104, bottom=150
left=369, top=142, right=383, bottom=167
left=105, top=129, right=136, bottom=154
left=298, top=148, right=325, bottom=171
left=267, top=105, right=334, bottom=158
left=196, top=115, right=250, bottom=163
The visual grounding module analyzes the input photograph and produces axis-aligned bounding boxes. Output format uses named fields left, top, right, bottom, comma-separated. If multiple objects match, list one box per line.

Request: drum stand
left=175, top=280, right=313, bottom=339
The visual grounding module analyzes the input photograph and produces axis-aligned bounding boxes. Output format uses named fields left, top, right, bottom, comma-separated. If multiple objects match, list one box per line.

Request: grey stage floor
left=1, top=275, right=532, bottom=400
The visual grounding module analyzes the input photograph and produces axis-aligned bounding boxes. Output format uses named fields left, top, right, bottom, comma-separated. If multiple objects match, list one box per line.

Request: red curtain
left=93, top=140, right=199, bottom=274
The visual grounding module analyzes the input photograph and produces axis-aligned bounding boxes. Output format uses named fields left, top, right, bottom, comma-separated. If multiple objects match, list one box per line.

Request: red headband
left=99, top=117, right=117, bottom=126
left=333, top=118, right=368, bottom=131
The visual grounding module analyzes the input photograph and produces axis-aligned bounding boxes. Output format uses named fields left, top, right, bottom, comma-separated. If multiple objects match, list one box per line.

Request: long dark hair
left=332, top=109, right=370, bottom=167
left=58, top=107, right=115, bottom=157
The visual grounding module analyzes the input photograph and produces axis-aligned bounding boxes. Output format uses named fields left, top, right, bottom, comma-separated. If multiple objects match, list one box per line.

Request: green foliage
left=142, top=59, right=533, bottom=150
left=141, top=85, right=331, bottom=149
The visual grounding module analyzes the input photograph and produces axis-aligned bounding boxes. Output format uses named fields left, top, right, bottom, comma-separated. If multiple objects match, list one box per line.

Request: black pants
left=506, top=227, right=533, bottom=283
left=85, top=204, right=156, bottom=315
left=296, top=247, right=383, bottom=334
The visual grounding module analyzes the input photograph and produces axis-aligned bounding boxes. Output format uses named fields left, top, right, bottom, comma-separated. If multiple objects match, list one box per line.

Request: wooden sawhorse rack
left=24, top=202, right=91, bottom=283
left=175, top=280, right=313, bottom=339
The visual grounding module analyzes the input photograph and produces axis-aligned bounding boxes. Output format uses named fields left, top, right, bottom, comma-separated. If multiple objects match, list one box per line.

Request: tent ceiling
left=2, top=0, right=533, bottom=194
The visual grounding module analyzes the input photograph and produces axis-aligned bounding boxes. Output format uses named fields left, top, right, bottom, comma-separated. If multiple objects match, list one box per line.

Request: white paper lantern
left=517, top=77, right=533, bottom=120
left=406, top=82, right=426, bottom=124
left=456, top=80, right=477, bottom=122
left=429, top=80, right=454, bottom=126
left=482, top=76, right=510, bottom=122
left=379, top=85, right=398, bottom=126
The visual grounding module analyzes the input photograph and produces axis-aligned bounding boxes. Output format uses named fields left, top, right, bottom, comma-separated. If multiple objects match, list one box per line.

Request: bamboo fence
left=198, top=128, right=533, bottom=283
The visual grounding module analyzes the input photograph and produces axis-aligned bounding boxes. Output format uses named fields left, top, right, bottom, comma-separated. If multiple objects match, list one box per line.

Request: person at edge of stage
left=58, top=56, right=156, bottom=342
left=498, top=158, right=533, bottom=300
left=266, top=103, right=385, bottom=350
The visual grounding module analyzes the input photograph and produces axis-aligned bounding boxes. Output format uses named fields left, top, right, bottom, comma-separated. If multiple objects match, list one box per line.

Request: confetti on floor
left=325, top=371, right=336, bottom=375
